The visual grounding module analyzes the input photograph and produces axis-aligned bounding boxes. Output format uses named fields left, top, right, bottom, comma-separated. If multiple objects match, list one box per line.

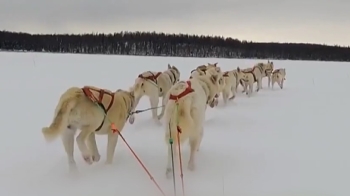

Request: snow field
left=0, top=52, right=349, bottom=196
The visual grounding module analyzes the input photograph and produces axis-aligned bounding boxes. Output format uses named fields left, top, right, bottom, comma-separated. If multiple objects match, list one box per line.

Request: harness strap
left=243, top=67, right=257, bottom=82
left=138, top=72, right=162, bottom=84
left=82, top=87, right=115, bottom=132
left=169, top=81, right=194, bottom=101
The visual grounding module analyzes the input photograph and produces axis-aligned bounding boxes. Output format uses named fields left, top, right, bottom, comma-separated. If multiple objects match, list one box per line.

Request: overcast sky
left=1, top=0, right=349, bottom=46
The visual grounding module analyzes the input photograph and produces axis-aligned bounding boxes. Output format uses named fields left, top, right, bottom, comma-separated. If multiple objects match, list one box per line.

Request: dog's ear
left=168, top=64, right=171, bottom=69
left=214, top=62, right=218, bottom=66
left=197, top=65, right=206, bottom=71
left=172, top=65, right=179, bottom=73
left=197, top=68, right=205, bottom=75
left=237, top=67, right=241, bottom=72
left=210, top=75, right=218, bottom=84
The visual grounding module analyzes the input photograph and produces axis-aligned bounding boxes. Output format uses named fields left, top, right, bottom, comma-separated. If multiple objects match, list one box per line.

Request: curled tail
left=42, top=88, right=79, bottom=142
left=133, top=78, right=144, bottom=91
left=131, top=78, right=146, bottom=98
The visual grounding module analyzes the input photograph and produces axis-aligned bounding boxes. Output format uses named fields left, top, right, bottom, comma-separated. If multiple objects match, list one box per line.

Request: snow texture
left=0, top=52, right=349, bottom=196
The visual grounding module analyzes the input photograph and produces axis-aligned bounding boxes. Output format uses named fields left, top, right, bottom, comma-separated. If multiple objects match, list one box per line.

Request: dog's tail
left=131, top=77, right=145, bottom=97
left=134, top=77, right=144, bottom=90
left=42, top=87, right=79, bottom=142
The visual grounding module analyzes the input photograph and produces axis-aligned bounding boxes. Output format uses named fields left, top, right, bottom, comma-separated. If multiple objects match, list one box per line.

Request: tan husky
left=129, top=64, right=180, bottom=125
left=41, top=86, right=135, bottom=171
left=239, top=61, right=274, bottom=92
left=163, top=73, right=221, bottom=178
left=271, top=68, right=286, bottom=89
left=221, top=68, right=244, bottom=103
left=237, top=67, right=257, bottom=97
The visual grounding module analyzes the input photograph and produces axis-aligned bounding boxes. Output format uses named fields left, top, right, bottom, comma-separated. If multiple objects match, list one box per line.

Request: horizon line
left=2, top=29, right=350, bottom=48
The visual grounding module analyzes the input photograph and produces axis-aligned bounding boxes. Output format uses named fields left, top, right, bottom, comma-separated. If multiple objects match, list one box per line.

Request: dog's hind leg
left=229, top=86, right=236, bottom=100
left=149, top=96, right=161, bottom=125
left=157, top=95, right=167, bottom=120
left=247, top=83, right=253, bottom=97
left=256, top=78, right=262, bottom=92
left=87, top=133, right=100, bottom=162
left=240, top=80, right=246, bottom=93
left=76, top=127, right=94, bottom=165
left=165, top=142, right=177, bottom=179
left=188, top=133, right=200, bottom=171
left=197, top=126, right=204, bottom=152
left=278, top=80, right=283, bottom=89
left=62, top=126, right=77, bottom=172
left=281, top=77, right=285, bottom=89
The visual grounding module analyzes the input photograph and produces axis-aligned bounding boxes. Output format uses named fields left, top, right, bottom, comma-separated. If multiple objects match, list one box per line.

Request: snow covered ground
left=0, top=52, right=349, bottom=196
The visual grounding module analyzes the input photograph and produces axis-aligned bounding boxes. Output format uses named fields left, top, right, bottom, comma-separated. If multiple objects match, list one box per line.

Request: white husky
left=221, top=68, right=244, bottom=103
left=205, top=66, right=225, bottom=98
left=162, top=73, right=221, bottom=178
left=190, top=64, right=223, bottom=106
left=189, top=63, right=219, bottom=79
left=41, top=86, right=135, bottom=171
left=239, top=61, right=274, bottom=93
left=129, top=64, right=180, bottom=125
left=271, top=68, right=286, bottom=89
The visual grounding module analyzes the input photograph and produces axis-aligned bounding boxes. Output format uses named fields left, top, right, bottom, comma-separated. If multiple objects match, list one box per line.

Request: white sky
left=1, top=0, right=349, bottom=46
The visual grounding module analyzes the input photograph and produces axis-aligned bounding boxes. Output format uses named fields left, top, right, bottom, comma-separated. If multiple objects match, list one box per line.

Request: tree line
left=0, top=30, right=349, bottom=62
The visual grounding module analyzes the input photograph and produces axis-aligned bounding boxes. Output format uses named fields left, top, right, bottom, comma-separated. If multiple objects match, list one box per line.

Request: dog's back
left=164, top=81, right=195, bottom=143
left=272, top=68, right=286, bottom=82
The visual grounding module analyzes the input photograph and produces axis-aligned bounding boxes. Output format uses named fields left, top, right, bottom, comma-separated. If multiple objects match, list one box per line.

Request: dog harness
left=138, top=71, right=162, bottom=84
left=169, top=81, right=194, bottom=101
left=82, top=86, right=115, bottom=132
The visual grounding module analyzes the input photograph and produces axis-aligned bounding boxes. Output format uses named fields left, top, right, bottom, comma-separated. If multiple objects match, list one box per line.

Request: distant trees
left=0, top=30, right=349, bottom=62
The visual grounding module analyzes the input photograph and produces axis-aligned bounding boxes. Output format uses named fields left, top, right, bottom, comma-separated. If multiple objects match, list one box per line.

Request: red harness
left=169, top=81, right=194, bottom=134
left=169, top=81, right=194, bottom=101
left=138, top=72, right=162, bottom=83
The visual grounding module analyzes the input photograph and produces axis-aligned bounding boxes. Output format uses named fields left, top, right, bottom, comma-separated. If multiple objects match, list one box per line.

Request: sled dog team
left=41, top=61, right=286, bottom=176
